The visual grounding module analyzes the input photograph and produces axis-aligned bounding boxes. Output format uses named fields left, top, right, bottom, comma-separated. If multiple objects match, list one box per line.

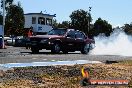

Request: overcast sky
left=9, top=0, right=132, bottom=27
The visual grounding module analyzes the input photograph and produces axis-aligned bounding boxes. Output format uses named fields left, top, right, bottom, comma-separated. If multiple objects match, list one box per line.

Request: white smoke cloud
left=91, top=28, right=132, bottom=56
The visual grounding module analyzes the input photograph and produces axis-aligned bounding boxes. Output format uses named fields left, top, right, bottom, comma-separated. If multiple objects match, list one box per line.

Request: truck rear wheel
left=31, top=47, right=39, bottom=54
left=81, top=44, right=90, bottom=54
left=51, top=43, right=61, bottom=54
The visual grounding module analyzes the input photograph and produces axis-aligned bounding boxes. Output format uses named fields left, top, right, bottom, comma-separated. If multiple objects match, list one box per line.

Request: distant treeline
left=0, top=1, right=131, bottom=37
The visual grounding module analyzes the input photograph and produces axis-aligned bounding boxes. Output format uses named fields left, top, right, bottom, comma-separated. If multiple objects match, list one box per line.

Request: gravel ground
left=0, top=46, right=132, bottom=64
left=0, top=63, right=132, bottom=88
left=0, top=46, right=132, bottom=88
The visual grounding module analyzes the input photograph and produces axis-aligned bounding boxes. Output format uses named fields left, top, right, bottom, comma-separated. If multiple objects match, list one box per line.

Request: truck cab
left=29, top=28, right=95, bottom=54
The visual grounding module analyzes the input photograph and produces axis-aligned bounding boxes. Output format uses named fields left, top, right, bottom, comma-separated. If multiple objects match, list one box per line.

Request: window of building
left=38, top=17, right=45, bottom=25
left=46, top=18, right=52, bottom=26
left=32, top=17, right=36, bottom=24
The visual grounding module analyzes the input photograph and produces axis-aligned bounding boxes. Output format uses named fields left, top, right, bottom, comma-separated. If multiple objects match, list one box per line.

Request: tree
left=1, top=0, right=13, bottom=10
left=52, top=19, right=71, bottom=29
left=70, top=9, right=92, bottom=35
left=58, top=21, right=71, bottom=28
left=123, top=23, right=132, bottom=35
left=5, top=3, right=25, bottom=36
left=92, top=18, right=113, bottom=36
left=52, top=19, right=58, bottom=28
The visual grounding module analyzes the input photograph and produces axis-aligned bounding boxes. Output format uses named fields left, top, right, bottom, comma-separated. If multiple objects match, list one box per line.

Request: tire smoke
left=91, top=28, right=132, bottom=56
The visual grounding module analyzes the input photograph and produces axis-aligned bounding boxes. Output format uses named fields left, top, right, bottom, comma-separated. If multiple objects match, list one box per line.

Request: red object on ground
left=81, top=67, right=129, bottom=86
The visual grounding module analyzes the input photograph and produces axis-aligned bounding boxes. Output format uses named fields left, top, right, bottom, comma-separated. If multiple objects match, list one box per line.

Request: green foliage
left=5, top=3, right=25, bottom=36
left=52, top=19, right=58, bottom=28
left=58, top=21, right=71, bottom=29
left=53, top=19, right=71, bottom=29
left=51, top=10, right=113, bottom=38
left=1, top=0, right=13, bottom=10
left=91, top=18, right=113, bottom=37
left=123, top=23, right=132, bottom=35
left=70, top=9, right=92, bottom=35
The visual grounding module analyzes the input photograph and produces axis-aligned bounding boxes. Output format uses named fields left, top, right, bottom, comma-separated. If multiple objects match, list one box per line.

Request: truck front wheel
left=81, top=44, right=90, bottom=54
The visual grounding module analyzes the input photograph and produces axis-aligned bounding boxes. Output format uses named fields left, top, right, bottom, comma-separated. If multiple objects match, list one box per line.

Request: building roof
left=24, top=13, right=56, bottom=17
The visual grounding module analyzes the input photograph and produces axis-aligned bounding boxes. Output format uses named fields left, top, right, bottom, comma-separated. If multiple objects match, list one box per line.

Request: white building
left=24, top=12, right=56, bottom=34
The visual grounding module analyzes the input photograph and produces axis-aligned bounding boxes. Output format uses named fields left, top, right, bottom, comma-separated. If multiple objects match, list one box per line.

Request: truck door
left=75, top=31, right=86, bottom=50
left=64, top=30, right=76, bottom=51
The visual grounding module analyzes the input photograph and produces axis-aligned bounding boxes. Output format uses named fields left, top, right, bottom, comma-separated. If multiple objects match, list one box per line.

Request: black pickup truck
left=29, top=28, right=95, bottom=54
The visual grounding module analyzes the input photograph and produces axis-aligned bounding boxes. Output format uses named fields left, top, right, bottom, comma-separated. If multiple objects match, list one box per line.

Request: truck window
left=47, top=29, right=66, bottom=35
left=67, top=31, right=75, bottom=38
left=76, top=32, right=85, bottom=39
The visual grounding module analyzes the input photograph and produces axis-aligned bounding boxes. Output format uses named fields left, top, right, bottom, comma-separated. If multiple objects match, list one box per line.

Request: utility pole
left=2, top=0, right=5, bottom=48
left=88, top=7, right=92, bottom=35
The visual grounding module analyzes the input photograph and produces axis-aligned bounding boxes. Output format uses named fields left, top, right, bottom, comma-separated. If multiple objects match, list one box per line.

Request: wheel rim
left=84, top=44, right=89, bottom=53
left=54, top=44, right=60, bottom=53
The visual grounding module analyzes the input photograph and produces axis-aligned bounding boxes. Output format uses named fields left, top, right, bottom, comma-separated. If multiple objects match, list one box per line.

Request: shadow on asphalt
left=20, top=51, right=81, bottom=55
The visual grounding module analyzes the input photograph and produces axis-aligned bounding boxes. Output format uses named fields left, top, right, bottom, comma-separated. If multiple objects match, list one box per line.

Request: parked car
left=14, top=36, right=30, bottom=47
left=29, top=28, right=95, bottom=54
left=4, top=37, right=15, bottom=46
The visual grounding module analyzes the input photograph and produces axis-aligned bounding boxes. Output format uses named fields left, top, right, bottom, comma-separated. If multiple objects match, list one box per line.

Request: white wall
left=37, top=24, right=53, bottom=33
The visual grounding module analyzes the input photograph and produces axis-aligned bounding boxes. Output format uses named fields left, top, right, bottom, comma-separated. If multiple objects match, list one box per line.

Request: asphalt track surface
left=0, top=46, right=132, bottom=64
